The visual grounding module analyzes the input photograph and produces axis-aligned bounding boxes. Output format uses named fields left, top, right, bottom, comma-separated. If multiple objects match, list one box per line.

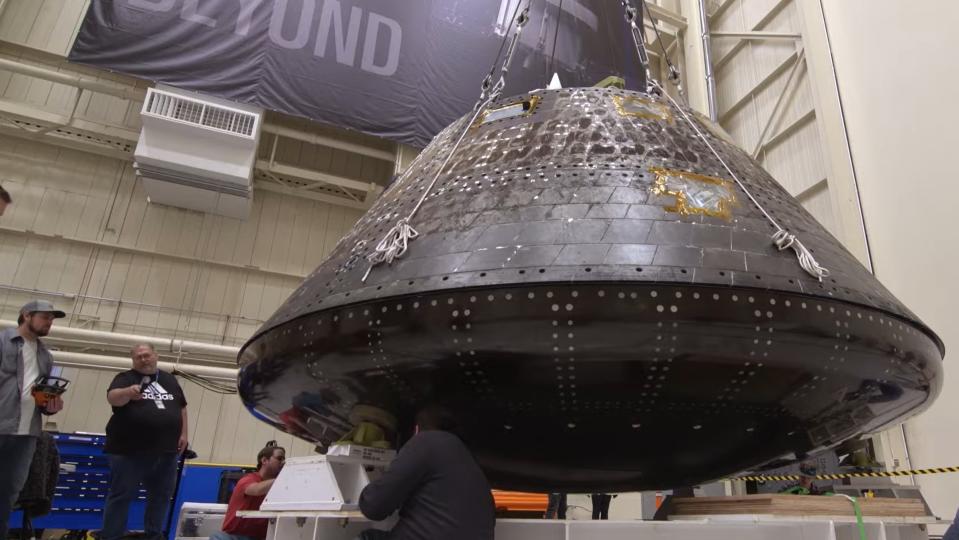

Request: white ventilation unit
left=134, top=86, right=262, bottom=219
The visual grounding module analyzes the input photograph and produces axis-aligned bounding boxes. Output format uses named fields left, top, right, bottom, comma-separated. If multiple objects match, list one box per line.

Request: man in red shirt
left=218, top=443, right=285, bottom=540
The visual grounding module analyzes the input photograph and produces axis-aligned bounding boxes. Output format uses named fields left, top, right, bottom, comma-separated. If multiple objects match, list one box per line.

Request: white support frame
left=695, top=0, right=930, bottom=499
left=714, top=0, right=793, bottom=70
left=682, top=0, right=711, bottom=115
left=683, top=0, right=870, bottom=265
left=646, top=3, right=688, bottom=31
left=262, top=123, right=395, bottom=163
left=718, top=50, right=802, bottom=124
left=685, top=0, right=907, bottom=489
left=710, top=31, right=802, bottom=40
left=752, top=49, right=806, bottom=159
left=794, top=0, right=871, bottom=267
left=0, top=224, right=305, bottom=280
left=793, top=0, right=919, bottom=489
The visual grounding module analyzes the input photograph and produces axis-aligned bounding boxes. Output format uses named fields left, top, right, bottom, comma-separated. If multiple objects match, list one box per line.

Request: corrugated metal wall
left=0, top=0, right=89, bottom=57
left=0, top=0, right=379, bottom=463
left=0, top=134, right=362, bottom=342
left=708, top=0, right=837, bottom=236
left=0, top=133, right=364, bottom=462
left=698, top=0, right=914, bottom=480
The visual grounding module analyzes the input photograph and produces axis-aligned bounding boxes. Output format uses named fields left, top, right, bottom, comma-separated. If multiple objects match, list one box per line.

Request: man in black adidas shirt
left=101, top=343, right=188, bottom=540
left=358, top=406, right=495, bottom=540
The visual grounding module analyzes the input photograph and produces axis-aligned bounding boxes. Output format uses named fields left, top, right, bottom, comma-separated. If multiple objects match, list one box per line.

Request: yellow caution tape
left=736, top=466, right=959, bottom=482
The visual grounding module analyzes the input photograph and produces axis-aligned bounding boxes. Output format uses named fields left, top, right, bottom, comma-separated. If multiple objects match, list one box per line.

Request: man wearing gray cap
left=0, top=300, right=66, bottom=538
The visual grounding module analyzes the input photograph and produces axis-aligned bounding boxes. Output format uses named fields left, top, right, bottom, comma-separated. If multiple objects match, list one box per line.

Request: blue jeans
left=546, top=493, right=567, bottom=519
left=0, top=435, right=37, bottom=540
left=101, top=453, right=179, bottom=540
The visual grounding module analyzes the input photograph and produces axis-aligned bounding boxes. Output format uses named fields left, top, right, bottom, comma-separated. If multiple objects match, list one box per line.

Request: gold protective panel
left=612, top=95, right=673, bottom=124
left=649, top=167, right=738, bottom=220
left=474, top=95, right=542, bottom=128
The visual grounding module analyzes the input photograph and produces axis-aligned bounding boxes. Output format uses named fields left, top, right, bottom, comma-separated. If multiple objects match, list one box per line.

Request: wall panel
left=0, top=133, right=363, bottom=461
left=762, top=119, right=825, bottom=195
left=819, top=1, right=959, bottom=523
left=704, top=0, right=928, bottom=502
left=0, top=0, right=388, bottom=462
left=0, top=0, right=90, bottom=57
left=711, top=0, right=839, bottom=239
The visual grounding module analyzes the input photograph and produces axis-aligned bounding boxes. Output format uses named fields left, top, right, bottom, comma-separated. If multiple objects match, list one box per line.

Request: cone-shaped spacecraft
left=238, top=87, right=943, bottom=492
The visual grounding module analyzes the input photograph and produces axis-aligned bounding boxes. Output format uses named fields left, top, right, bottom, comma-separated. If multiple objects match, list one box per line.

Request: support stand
left=260, top=445, right=394, bottom=512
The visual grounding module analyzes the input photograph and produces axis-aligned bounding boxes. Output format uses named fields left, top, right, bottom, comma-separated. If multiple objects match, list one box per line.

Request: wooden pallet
left=671, top=495, right=927, bottom=517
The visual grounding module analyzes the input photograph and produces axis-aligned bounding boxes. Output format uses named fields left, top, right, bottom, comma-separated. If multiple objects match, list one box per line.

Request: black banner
left=70, top=0, right=645, bottom=147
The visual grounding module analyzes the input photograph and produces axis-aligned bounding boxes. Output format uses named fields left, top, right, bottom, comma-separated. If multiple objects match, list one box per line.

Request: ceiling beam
left=0, top=123, right=133, bottom=161
left=262, top=123, right=395, bottom=162
left=0, top=55, right=144, bottom=101
left=714, top=0, right=792, bottom=70
left=718, top=51, right=799, bottom=123
left=0, top=225, right=305, bottom=280
left=255, top=181, right=373, bottom=210
left=645, top=3, right=687, bottom=30
left=709, top=0, right=737, bottom=22
left=255, top=160, right=377, bottom=195
left=710, top=31, right=802, bottom=40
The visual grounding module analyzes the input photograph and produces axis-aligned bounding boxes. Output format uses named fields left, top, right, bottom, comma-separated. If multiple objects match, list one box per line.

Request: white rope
left=361, top=4, right=531, bottom=282
left=361, top=96, right=497, bottom=282
left=362, top=218, right=419, bottom=282
left=772, top=229, right=829, bottom=279
left=651, top=80, right=829, bottom=281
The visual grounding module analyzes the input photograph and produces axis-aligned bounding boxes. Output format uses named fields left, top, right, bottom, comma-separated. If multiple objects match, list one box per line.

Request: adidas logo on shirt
left=143, top=381, right=175, bottom=408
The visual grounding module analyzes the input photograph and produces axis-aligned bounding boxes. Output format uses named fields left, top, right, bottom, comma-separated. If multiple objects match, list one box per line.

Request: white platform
left=187, top=442, right=945, bottom=540
left=260, top=446, right=394, bottom=512
left=184, top=503, right=949, bottom=540
left=231, top=510, right=942, bottom=540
